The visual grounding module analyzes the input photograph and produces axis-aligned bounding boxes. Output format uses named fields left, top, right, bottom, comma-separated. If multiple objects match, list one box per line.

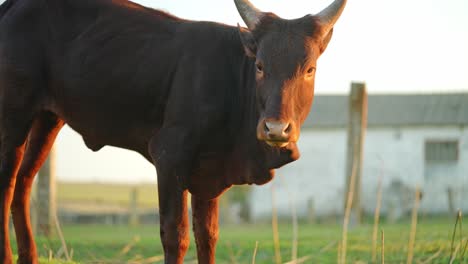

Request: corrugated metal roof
left=304, top=93, right=468, bottom=128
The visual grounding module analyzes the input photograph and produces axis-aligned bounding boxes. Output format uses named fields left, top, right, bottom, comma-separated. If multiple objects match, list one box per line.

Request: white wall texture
left=250, top=126, right=468, bottom=220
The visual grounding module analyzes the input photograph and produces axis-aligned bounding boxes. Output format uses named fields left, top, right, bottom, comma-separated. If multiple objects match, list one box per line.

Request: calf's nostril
left=284, top=123, right=291, bottom=134
left=264, top=122, right=270, bottom=133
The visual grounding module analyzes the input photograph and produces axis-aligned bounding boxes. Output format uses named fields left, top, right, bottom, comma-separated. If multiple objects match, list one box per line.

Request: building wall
left=249, top=126, right=468, bottom=220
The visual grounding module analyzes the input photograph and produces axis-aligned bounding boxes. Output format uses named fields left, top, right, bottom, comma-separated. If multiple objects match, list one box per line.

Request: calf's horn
left=234, top=0, right=263, bottom=30
left=317, top=0, right=347, bottom=32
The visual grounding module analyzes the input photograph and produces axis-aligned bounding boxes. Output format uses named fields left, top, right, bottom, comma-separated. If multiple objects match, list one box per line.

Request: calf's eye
left=256, top=63, right=263, bottom=74
left=306, top=67, right=315, bottom=74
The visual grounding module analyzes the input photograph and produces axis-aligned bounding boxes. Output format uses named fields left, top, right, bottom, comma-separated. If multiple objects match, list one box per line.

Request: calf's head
left=235, top=0, right=346, bottom=148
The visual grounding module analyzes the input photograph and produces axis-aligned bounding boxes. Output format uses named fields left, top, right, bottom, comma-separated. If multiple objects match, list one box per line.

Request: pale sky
left=2, top=0, right=467, bottom=183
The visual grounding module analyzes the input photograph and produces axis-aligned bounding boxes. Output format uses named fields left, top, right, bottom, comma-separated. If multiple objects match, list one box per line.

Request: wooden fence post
left=36, top=147, right=57, bottom=237
left=344, top=82, right=368, bottom=226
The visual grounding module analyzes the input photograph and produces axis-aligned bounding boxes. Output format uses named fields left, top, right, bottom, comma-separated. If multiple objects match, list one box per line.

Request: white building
left=250, top=93, right=468, bottom=220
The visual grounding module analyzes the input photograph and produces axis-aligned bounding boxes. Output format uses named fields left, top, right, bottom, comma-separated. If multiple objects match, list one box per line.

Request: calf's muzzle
left=257, top=118, right=297, bottom=147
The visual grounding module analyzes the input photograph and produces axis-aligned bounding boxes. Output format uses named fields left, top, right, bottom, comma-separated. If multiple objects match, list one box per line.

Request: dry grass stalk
left=296, top=255, right=312, bottom=264
left=252, top=241, right=259, bottom=264
left=55, top=246, right=64, bottom=259
left=449, top=242, right=461, bottom=264
left=449, top=210, right=462, bottom=261
left=319, top=241, right=337, bottom=253
left=372, top=160, right=384, bottom=263
left=128, top=255, right=164, bottom=264
left=284, top=255, right=312, bottom=264
left=340, top=159, right=358, bottom=264
left=461, top=237, right=468, bottom=261
left=291, top=194, right=298, bottom=262
left=271, top=184, right=282, bottom=264
left=226, top=241, right=239, bottom=264
left=458, top=210, right=463, bottom=261
left=226, top=241, right=237, bottom=264
left=53, top=210, right=71, bottom=261
left=418, top=246, right=443, bottom=264
left=380, top=229, right=384, bottom=264
left=337, top=242, right=342, bottom=264
left=406, top=187, right=421, bottom=264
left=118, top=236, right=140, bottom=257
left=279, top=175, right=298, bottom=263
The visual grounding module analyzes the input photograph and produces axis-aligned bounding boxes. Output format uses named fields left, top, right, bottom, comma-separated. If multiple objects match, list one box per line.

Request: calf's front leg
left=192, top=196, right=219, bottom=264
left=149, top=129, right=193, bottom=264
left=158, top=184, right=189, bottom=264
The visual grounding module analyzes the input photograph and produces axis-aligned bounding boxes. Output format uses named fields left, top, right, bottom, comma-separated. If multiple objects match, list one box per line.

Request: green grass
left=11, top=216, right=463, bottom=263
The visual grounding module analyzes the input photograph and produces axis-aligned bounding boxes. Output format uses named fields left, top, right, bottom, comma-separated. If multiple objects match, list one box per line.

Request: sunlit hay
left=406, top=187, right=421, bottom=264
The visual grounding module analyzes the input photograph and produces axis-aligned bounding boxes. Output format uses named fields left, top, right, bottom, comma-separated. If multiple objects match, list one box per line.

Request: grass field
left=57, top=182, right=158, bottom=208
left=10, top=216, right=464, bottom=263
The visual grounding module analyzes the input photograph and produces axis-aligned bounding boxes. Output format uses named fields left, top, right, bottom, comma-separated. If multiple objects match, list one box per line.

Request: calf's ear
left=319, top=28, right=333, bottom=54
left=238, top=24, right=257, bottom=57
